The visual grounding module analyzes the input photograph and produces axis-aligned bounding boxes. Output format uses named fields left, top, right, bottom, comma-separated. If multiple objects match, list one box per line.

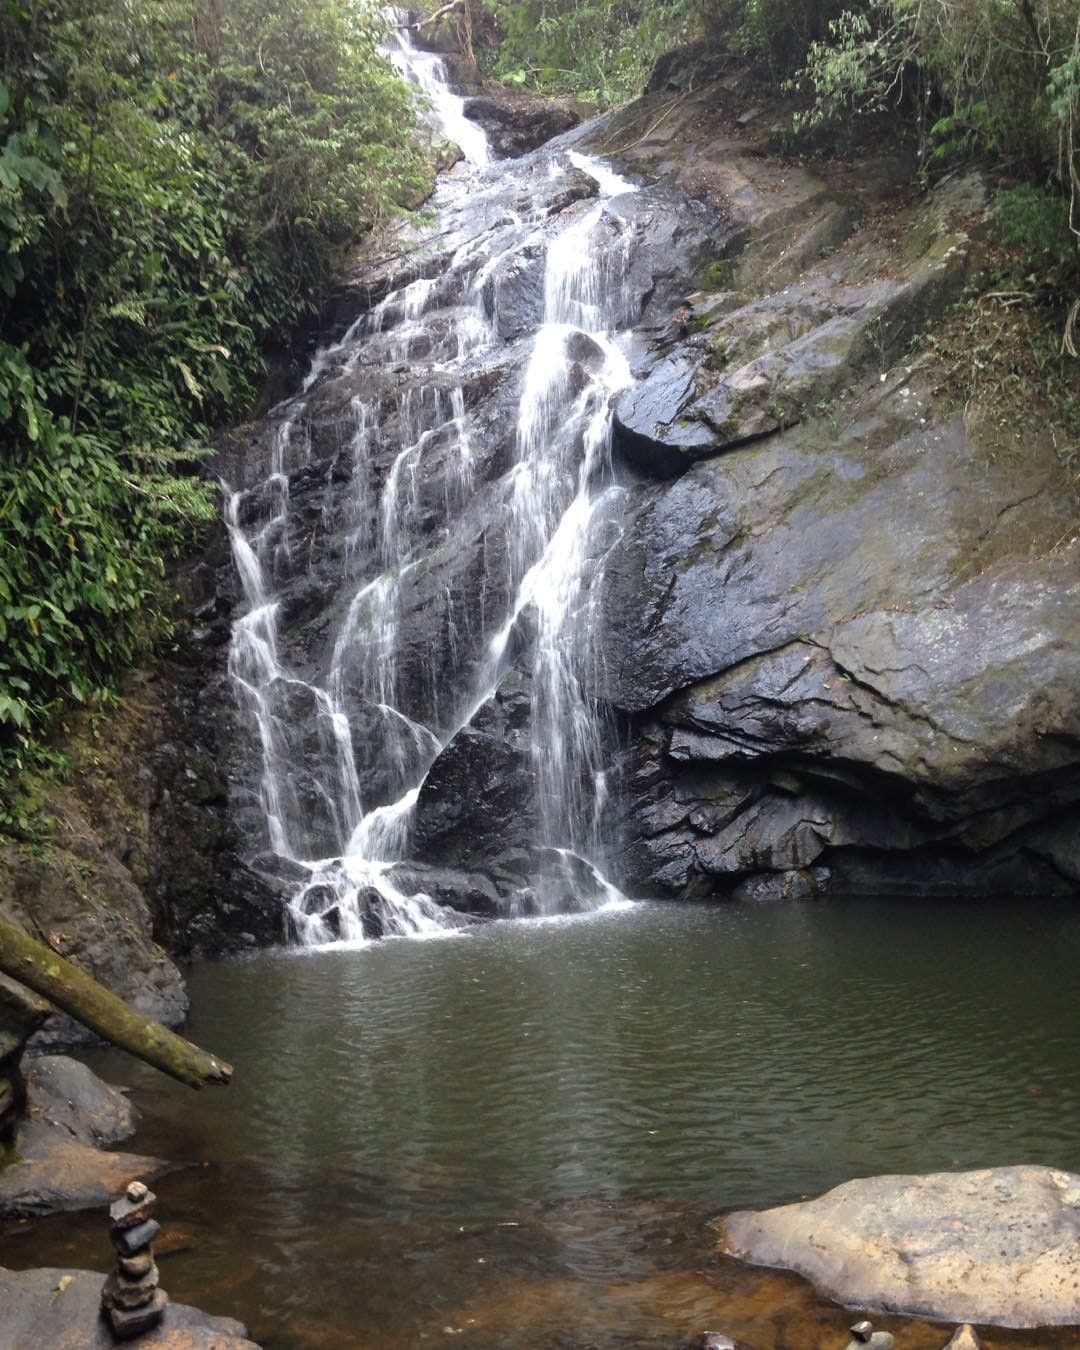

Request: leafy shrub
left=479, top=0, right=697, bottom=103
left=0, top=0, right=433, bottom=824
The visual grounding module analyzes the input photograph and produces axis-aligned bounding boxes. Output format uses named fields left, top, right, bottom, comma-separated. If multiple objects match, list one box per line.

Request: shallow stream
left=6, top=897, right=1080, bottom=1347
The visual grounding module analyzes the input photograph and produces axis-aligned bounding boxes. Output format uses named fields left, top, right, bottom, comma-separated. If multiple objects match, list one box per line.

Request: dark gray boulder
left=463, top=92, right=586, bottom=158
left=0, top=1056, right=166, bottom=1219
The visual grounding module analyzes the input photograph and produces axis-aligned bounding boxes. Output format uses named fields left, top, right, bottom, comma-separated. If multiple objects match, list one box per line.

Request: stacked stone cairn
left=102, top=1180, right=168, bottom=1338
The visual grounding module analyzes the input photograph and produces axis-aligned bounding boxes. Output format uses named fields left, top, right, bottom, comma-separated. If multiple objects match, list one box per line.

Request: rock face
left=188, top=66, right=1080, bottom=924
left=0, top=1266, right=259, bottom=1348
left=0, top=637, right=285, bottom=1055
left=46, top=56, right=1068, bottom=952
left=583, top=85, right=1080, bottom=902
left=0, top=976, right=48, bottom=1143
left=718, top=1165, right=1080, bottom=1327
left=205, top=106, right=723, bottom=923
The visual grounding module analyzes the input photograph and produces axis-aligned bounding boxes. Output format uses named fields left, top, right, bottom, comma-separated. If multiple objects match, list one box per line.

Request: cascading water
left=222, top=26, right=640, bottom=945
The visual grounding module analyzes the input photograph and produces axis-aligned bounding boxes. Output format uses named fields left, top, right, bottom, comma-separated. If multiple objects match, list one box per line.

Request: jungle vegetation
left=1, top=0, right=1076, bottom=828
left=0, top=0, right=431, bottom=825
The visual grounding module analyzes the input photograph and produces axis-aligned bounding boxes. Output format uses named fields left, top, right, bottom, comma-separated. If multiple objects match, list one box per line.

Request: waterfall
left=222, top=33, right=642, bottom=945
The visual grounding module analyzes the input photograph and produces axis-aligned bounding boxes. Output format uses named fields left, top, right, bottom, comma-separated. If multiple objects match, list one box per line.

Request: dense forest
left=1, top=0, right=1077, bottom=830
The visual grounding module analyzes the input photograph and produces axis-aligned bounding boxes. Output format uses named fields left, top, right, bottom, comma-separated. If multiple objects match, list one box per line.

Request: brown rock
left=719, top=1165, right=1080, bottom=1327
left=109, top=1182, right=157, bottom=1229
left=0, top=1140, right=166, bottom=1220
left=943, top=1328, right=983, bottom=1350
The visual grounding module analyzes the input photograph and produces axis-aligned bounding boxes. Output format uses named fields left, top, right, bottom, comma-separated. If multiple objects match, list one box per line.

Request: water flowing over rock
left=208, top=57, right=1079, bottom=944
left=212, top=40, right=721, bottom=944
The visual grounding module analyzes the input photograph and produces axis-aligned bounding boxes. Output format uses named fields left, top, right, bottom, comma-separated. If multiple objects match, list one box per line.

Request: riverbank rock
left=718, top=1165, right=1080, bottom=1327
left=0, top=641, right=284, bottom=1022
left=0, top=1266, right=259, bottom=1348
left=0, top=1056, right=166, bottom=1218
left=0, top=977, right=49, bottom=1143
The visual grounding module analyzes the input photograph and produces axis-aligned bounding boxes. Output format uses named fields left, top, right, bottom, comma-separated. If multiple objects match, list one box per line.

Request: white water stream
left=223, top=30, right=640, bottom=945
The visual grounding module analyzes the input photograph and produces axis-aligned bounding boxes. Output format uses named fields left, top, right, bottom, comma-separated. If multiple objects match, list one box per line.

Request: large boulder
left=463, top=91, right=587, bottom=158
left=718, top=1165, right=1080, bottom=1327
left=0, top=1055, right=166, bottom=1218
left=0, top=1266, right=259, bottom=1348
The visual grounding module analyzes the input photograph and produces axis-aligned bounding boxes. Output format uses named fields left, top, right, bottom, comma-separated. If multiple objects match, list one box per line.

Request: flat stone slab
left=718, top=1165, right=1080, bottom=1328
left=0, top=1140, right=167, bottom=1218
left=0, top=1267, right=260, bottom=1348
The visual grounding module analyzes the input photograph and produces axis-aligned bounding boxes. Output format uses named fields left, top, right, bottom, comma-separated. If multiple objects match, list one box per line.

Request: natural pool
left=4, top=896, right=1080, bottom=1348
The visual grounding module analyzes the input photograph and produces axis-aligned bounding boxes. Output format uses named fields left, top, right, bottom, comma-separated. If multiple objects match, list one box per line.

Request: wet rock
left=463, top=92, right=586, bottom=158
left=387, top=863, right=502, bottom=916
left=413, top=677, right=536, bottom=883
left=0, top=1266, right=258, bottom=1348
left=0, top=976, right=49, bottom=1141
left=0, top=1142, right=166, bottom=1219
left=601, top=347, right=1080, bottom=896
left=719, top=1165, right=1080, bottom=1327
left=612, top=220, right=975, bottom=476
left=729, top=868, right=827, bottom=903
left=942, top=1328, right=983, bottom=1350
left=697, top=1334, right=753, bottom=1349
left=0, top=1056, right=165, bottom=1219
left=843, top=1326, right=894, bottom=1350
left=112, top=1217, right=163, bottom=1257
left=0, top=835, right=188, bottom=1049
left=21, top=1055, right=137, bottom=1148
left=482, top=244, right=545, bottom=340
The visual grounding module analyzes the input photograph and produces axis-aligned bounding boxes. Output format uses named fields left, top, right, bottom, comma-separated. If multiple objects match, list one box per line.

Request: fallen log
left=0, top=916, right=232, bottom=1089
left=407, top=0, right=465, bottom=30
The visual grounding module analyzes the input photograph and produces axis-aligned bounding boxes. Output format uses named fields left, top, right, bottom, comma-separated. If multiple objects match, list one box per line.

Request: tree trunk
left=0, top=917, right=232, bottom=1089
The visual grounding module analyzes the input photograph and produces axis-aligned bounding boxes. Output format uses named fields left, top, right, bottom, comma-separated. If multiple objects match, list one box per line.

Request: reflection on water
left=3, top=898, right=1080, bottom=1347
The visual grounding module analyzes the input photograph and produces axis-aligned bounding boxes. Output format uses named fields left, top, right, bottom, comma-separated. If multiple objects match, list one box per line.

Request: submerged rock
left=718, top=1165, right=1080, bottom=1327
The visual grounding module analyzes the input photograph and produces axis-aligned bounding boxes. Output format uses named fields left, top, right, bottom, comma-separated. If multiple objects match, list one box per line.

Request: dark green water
left=5, top=897, right=1080, bottom=1348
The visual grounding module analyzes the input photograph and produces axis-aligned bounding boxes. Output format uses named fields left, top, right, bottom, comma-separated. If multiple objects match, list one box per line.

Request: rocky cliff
left=590, top=80, right=1078, bottom=900
left=199, top=64, right=1080, bottom=917
left=5, top=57, right=1075, bottom=996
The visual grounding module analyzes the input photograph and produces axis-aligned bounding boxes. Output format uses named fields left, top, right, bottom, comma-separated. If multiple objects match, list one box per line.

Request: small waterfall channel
left=223, top=26, right=640, bottom=946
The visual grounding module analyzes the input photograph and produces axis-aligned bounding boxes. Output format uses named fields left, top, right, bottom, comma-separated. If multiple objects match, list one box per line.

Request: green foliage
left=479, top=0, right=697, bottom=103
left=698, top=0, right=848, bottom=76
left=0, top=0, right=433, bottom=825
left=786, top=0, right=1079, bottom=318
left=997, top=184, right=1078, bottom=279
